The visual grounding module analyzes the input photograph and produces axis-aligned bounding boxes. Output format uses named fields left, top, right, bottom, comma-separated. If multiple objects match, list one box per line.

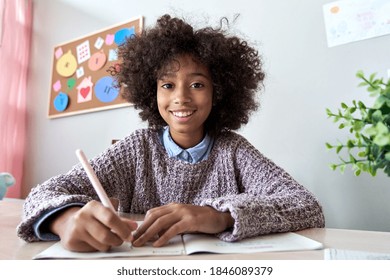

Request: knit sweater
left=17, top=128, right=325, bottom=242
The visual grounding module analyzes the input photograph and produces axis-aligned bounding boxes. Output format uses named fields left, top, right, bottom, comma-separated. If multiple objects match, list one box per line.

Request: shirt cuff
left=200, top=197, right=241, bottom=242
left=33, top=202, right=85, bottom=241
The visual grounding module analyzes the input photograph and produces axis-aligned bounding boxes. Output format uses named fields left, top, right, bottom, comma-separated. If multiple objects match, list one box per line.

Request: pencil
left=75, top=149, right=116, bottom=212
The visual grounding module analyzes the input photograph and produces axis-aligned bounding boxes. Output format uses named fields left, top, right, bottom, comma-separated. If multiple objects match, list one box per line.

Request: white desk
left=1, top=199, right=390, bottom=260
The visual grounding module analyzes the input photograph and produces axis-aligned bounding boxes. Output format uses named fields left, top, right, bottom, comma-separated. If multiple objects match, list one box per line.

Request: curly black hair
left=110, top=14, right=265, bottom=136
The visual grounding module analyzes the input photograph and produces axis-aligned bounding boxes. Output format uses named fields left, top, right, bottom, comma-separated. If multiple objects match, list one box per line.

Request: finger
left=109, top=197, right=120, bottom=210
left=88, top=202, right=135, bottom=241
left=121, top=218, right=139, bottom=242
left=122, top=218, right=138, bottom=231
left=102, top=215, right=136, bottom=241
left=78, top=203, right=128, bottom=247
left=134, top=204, right=176, bottom=238
left=133, top=214, right=179, bottom=247
left=153, top=222, right=185, bottom=247
left=133, top=212, right=159, bottom=239
left=79, top=230, right=113, bottom=252
left=61, top=230, right=111, bottom=252
left=82, top=214, right=124, bottom=247
left=62, top=239, right=96, bottom=252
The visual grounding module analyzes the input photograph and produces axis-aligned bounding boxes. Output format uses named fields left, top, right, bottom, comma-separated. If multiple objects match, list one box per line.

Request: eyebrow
left=158, top=72, right=211, bottom=80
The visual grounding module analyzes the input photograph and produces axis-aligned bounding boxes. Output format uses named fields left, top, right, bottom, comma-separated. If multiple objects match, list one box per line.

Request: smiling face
left=157, top=54, right=213, bottom=149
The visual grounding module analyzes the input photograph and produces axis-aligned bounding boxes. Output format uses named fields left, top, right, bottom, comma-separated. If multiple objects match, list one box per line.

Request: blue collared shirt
left=159, top=127, right=214, bottom=163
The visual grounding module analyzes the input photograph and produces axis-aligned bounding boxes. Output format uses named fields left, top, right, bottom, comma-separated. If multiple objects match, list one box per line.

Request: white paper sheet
left=324, top=248, right=390, bottom=260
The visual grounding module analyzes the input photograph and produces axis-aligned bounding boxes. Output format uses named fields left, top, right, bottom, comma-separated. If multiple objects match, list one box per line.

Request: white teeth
left=172, top=111, right=194, bottom=117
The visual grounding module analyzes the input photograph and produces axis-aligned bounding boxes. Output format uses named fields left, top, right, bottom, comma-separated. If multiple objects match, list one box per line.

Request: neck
left=169, top=130, right=204, bottom=149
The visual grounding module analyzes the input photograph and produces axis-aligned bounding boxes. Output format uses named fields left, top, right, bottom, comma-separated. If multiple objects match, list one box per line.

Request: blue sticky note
left=53, top=92, right=69, bottom=112
left=94, top=76, right=119, bottom=103
left=114, top=26, right=135, bottom=45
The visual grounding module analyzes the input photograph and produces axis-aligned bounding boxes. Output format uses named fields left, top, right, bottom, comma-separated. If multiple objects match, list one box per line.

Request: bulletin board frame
left=47, top=16, right=143, bottom=119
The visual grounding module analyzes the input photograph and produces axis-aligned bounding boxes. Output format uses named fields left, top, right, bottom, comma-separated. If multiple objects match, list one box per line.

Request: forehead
left=158, top=54, right=210, bottom=77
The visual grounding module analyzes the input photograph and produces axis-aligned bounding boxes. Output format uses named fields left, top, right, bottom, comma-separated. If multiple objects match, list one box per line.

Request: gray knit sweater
left=17, top=128, right=325, bottom=242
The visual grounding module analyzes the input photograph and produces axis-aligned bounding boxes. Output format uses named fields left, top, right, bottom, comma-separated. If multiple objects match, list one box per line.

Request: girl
left=17, top=14, right=325, bottom=252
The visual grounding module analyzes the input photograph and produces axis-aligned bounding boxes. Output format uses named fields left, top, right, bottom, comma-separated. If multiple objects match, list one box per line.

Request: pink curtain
left=0, top=0, right=32, bottom=198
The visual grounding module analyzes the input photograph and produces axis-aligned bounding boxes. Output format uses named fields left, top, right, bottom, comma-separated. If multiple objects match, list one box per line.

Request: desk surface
left=1, top=199, right=390, bottom=260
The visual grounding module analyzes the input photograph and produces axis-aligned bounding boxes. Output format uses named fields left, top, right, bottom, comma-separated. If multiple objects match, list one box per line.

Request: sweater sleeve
left=16, top=136, right=137, bottom=242
left=201, top=136, right=325, bottom=242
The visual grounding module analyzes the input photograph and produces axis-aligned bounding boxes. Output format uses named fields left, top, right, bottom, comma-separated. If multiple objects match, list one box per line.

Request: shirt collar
left=161, top=127, right=213, bottom=163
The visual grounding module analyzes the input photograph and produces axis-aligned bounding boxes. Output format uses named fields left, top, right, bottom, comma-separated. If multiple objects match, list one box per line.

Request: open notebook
left=33, top=232, right=323, bottom=259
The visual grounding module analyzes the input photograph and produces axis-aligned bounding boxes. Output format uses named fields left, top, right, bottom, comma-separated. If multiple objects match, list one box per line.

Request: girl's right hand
left=49, top=200, right=138, bottom=252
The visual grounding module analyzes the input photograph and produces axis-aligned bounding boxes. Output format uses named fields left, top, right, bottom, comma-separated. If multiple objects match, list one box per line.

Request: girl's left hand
left=132, top=203, right=234, bottom=247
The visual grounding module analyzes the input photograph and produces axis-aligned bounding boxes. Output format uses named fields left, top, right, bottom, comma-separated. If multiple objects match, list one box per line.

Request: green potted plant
left=326, top=70, right=390, bottom=177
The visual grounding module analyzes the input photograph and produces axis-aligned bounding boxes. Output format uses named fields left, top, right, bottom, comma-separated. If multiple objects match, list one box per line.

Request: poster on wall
left=48, top=16, right=143, bottom=118
left=323, top=0, right=390, bottom=47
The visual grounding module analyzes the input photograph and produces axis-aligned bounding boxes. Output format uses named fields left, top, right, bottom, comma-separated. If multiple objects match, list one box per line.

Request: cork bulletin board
left=48, top=16, right=143, bottom=118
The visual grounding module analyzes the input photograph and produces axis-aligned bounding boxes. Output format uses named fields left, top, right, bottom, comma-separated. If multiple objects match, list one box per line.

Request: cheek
left=202, top=95, right=213, bottom=113
left=156, top=94, right=164, bottom=114
left=157, top=102, right=166, bottom=119
left=156, top=92, right=166, bottom=109
left=156, top=94, right=170, bottom=120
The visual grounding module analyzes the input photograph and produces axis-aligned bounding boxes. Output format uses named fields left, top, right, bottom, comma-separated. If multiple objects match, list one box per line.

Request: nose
left=173, top=85, right=191, bottom=105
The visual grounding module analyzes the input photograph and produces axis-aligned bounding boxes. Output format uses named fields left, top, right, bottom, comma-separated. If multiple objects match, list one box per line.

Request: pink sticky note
left=55, top=47, right=63, bottom=59
left=53, top=80, right=61, bottom=92
left=105, top=34, right=114, bottom=45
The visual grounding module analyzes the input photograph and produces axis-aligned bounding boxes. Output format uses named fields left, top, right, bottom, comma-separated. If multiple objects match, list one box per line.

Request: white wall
left=24, top=0, right=390, bottom=232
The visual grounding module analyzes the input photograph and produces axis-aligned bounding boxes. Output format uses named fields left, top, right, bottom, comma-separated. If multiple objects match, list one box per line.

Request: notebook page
left=33, top=235, right=184, bottom=259
left=183, top=232, right=323, bottom=255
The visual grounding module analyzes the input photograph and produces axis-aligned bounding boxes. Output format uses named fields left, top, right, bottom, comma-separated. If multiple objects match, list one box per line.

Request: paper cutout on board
left=105, top=34, right=114, bottom=45
left=94, top=37, right=104, bottom=49
left=114, top=26, right=135, bottom=45
left=56, top=50, right=77, bottom=77
left=53, top=80, right=61, bottom=92
left=53, top=92, right=69, bottom=112
left=94, top=76, right=119, bottom=103
left=77, top=76, right=93, bottom=103
left=67, top=78, right=76, bottom=90
left=108, top=49, right=118, bottom=61
left=76, top=40, right=91, bottom=64
left=88, top=50, right=107, bottom=71
left=55, top=47, right=63, bottom=59
left=323, top=0, right=390, bottom=47
left=76, top=67, right=84, bottom=78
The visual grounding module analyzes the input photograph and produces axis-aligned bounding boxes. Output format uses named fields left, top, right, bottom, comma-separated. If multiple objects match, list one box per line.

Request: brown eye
left=161, top=83, right=173, bottom=89
left=191, top=83, right=204, bottom=88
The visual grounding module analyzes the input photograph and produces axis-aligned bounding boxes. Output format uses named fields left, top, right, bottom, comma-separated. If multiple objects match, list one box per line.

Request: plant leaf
left=373, top=95, right=387, bottom=109
left=372, top=110, right=383, bottom=122
left=354, top=169, right=361, bottom=176
left=358, top=101, right=366, bottom=109
left=329, top=164, right=337, bottom=171
left=325, top=143, right=333, bottom=149
left=369, top=72, right=377, bottom=82
left=356, top=70, right=364, bottom=79
left=373, top=134, right=390, bottom=146
left=376, top=122, right=389, bottom=134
